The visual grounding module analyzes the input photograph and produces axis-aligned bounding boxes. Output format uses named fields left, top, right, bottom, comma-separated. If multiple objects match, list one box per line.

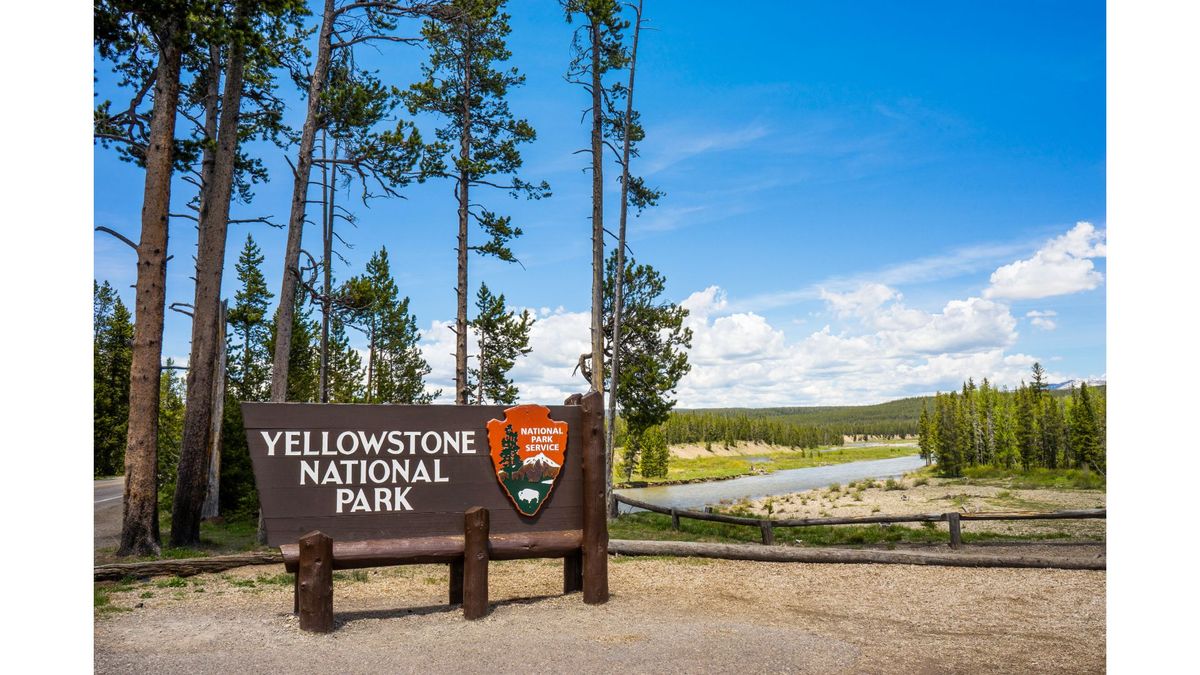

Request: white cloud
left=414, top=279, right=1070, bottom=407
left=644, top=123, right=769, bottom=174
left=1026, top=310, right=1058, bottom=331
left=984, top=222, right=1106, bottom=300
left=419, top=308, right=593, bottom=405
left=670, top=283, right=1036, bottom=407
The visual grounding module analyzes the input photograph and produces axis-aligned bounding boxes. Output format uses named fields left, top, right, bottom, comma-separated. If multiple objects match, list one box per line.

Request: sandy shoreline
left=729, top=474, right=1106, bottom=538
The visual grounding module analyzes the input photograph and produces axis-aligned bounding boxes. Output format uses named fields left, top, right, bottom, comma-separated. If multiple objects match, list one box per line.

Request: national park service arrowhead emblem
left=487, top=405, right=568, bottom=517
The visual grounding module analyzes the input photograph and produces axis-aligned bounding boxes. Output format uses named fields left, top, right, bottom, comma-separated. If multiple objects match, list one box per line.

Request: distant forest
left=615, top=373, right=1106, bottom=461
left=919, top=365, right=1106, bottom=476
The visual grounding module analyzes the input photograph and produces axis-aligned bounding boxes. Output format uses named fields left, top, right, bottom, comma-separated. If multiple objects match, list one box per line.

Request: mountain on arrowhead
left=513, top=452, right=561, bottom=482
left=522, top=452, right=560, bottom=469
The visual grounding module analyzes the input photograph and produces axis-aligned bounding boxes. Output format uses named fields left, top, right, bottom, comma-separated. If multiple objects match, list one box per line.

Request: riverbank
left=614, top=442, right=918, bottom=488
left=95, top=557, right=1104, bottom=673
left=723, top=468, right=1106, bottom=539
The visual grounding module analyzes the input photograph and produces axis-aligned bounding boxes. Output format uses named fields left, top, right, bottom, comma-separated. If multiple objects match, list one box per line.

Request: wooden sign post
left=242, top=391, right=608, bottom=631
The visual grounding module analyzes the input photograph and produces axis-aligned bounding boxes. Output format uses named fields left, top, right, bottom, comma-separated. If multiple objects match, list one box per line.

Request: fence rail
left=613, top=493, right=1106, bottom=547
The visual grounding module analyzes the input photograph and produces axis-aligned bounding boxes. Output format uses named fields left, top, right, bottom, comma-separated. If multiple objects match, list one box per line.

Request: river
left=615, top=454, right=927, bottom=511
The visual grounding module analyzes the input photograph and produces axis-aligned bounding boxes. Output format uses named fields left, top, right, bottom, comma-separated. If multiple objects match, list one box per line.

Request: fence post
left=463, top=507, right=489, bottom=620
left=297, top=530, right=334, bottom=633
left=760, top=520, right=775, bottom=546
left=947, top=512, right=962, bottom=549
left=670, top=508, right=680, bottom=531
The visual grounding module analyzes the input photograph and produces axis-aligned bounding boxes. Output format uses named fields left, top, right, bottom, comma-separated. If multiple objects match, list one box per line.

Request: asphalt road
left=95, top=477, right=124, bottom=559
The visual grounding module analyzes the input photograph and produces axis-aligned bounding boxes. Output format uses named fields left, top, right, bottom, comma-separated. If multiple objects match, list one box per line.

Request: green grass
left=97, top=516, right=268, bottom=564
left=615, top=445, right=918, bottom=486
left=954, top=466, right=1105, bottom=491
left=609, top=511, right=1077, bottom=547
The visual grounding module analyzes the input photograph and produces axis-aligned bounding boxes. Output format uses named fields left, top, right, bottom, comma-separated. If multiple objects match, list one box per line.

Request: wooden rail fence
left=614, top=493, right=1106, bottom=548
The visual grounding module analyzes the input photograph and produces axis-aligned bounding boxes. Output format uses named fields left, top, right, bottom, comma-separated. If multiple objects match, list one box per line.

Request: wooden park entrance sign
left=242, top=391, right=608, bottom=632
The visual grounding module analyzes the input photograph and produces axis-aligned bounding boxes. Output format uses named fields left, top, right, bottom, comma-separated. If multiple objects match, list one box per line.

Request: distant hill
left=676, top=396, right=930, bottom=438
left=673, top=382, right=1107, bottom=438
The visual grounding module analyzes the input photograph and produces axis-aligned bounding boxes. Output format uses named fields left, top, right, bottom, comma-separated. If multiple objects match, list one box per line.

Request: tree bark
left=606, top=1, right=642, bottom=518
left=201, top=301, right=227, bottom=520
left=118, top=15, right=184, bottom=557
left=454, top=28, right=473, bottom=405
left=172, top=8, right=248, bottom=546
left=588, top=20, right=605, bottom=399
left=318, top=134, right=336, bottom=402
left=270, top=0, right=336, bottom=402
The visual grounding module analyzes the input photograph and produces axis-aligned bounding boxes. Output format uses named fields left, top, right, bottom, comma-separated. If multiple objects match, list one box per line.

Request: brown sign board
left=242, top=402, right=584, bottom=547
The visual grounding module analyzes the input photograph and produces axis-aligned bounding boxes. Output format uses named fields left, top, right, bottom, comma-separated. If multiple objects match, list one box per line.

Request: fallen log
left=94, top=551, right=284, bottom=581
left=607, top=539, right=1105, bottom=571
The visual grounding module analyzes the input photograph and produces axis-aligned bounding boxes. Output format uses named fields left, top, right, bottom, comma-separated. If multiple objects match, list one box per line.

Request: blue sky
left=93, top=0, right=1105, bottom=407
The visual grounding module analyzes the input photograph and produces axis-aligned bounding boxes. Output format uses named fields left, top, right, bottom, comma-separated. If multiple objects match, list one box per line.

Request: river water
left=615, top=454, right=927, bottom=511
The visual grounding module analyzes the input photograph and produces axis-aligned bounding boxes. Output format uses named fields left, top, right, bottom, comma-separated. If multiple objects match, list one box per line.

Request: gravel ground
left=95, top=556, right=1105, bottom=674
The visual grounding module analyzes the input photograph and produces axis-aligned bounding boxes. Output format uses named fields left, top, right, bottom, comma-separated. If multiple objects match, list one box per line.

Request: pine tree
left=565, top=0, right=627, bottom=395
left=601, top=251, right=692, bottom=440
left=343, top=248, right=436, bottom=404
left=500, top=424, right=521, bottom=477
left=1070, top=383, right=1102, bottom=470
left=638, top=425, right=669, bottom=478
left=1040, top=397, right=1066, bottom=469
left=994, top=393, right=1019, bottom=469
left=405, top=0, right=549, bottom=405
left=326, top=315, right=365, bottom=403
left=1030, top=362, right=1049, bottom=396
left=269, top=0, right=433, bottom=403
left=934, top=393, right=962, bottom=477
left=97, top=0, right=190, bottom=557
left=468, top=283, right=533, bottom=405
left=156, top=360, right=187, bottom=512
left=94, top=281, right=134, bottom=476
left=227, top=234, right=273, bottom=402
left=1015, top=384, right=1039, bottom=471
left=917, top=403, right=935, bottom=466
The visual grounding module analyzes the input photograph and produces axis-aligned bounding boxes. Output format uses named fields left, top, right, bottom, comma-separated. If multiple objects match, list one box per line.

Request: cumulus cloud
left=668, top=282, right=1035, bottom=407
left=415, top=275, right=1068, bottom=407
left=1026, top=310, right=1058, bottom=331
left=419, top=308, right=591, bottom=405
left=984, top=222, right=1106, bottom=300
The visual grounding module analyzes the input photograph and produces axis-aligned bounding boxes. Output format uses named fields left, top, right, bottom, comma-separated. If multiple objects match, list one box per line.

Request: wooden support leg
left=298, top=531, right=334, bottom=633
left=563, top=550, right=583, bottom=594
left=449, top=559, right=464, bottom=605
left=293, top=571, right=299, bottom=615
left=947, top=512, right=962, bottom=549
left=670, top=509, right=680, bottom=531
left=760, top=521, right=775, bottom=546
left=463, top=507, right=489, bottom=620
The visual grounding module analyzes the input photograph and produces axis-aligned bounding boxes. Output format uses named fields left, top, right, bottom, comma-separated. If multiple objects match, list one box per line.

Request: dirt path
left=95, top=557, right=1104, bottom=673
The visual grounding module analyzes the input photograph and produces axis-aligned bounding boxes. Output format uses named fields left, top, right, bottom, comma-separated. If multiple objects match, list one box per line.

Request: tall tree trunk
left=118, top=16, right=184, bottom=557
left=318, top=134, right=336, bottom=402
left=172, top=8, right=248, bottom=546
left=455, top=30, right=473, bottom=405
left=587, top=19, right=609, bottom=516
left=271, top=0, right=335, bottom=402
left=607, top=1, right=643, bottom=501
left=588, top=20, right=605, bottom=397
left=202, top=301, right=227, bottom=520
